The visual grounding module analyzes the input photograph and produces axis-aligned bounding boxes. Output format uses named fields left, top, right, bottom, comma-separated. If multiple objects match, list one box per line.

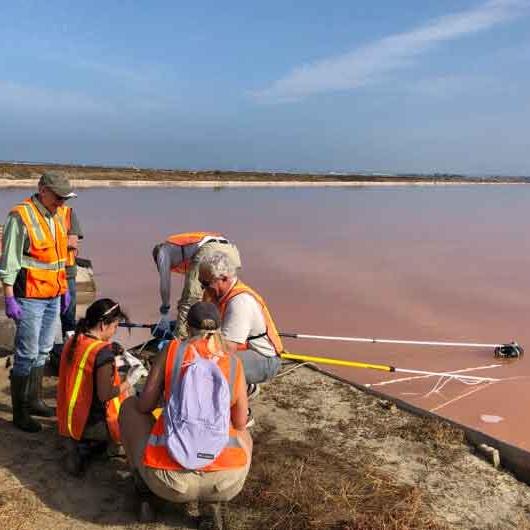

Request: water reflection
left=1, top=185, right=530, bottom=448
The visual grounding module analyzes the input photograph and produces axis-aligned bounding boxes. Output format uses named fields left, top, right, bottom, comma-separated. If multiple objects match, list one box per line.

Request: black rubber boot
left=10, top=372, right=42, bottom=433
left=133, top=470, right=156, bottom=523
left=28, top=366, right=55, bottom=417
left=198, top=502, right=224, bottom=530
left=64, top=439, right=84, bottom=477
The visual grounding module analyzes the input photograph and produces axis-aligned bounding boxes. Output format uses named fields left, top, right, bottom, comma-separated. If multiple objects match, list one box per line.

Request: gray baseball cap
left=187, top=302, right=221, bottom=330
left=39, top=172, right=77, bottom=199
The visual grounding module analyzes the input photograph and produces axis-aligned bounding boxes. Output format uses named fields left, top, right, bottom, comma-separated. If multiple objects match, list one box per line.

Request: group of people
left=0, top=173, right=285, bottom=529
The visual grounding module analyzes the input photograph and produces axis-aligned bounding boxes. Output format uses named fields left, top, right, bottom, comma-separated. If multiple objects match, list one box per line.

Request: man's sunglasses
left=200, top=278, right=212, bottom=289
left=200, top=276, right=225, bottom=289
left=47, top=188, right=68, bottom=201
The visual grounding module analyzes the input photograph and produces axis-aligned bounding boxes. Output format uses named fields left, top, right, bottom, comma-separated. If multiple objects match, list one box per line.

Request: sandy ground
left=0, top=353, right=529, bottom=529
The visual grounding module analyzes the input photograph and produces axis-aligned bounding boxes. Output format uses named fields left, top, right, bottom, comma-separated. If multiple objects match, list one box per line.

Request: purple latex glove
left=5, top=296, right=23, bottom=320
left=61, top=291, right=71, bottom=315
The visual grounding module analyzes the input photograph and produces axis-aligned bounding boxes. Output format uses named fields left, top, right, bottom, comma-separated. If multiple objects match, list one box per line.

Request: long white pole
left=280, top=332, right=506, bottom=349
left=393, top=367, right=499, bottom=382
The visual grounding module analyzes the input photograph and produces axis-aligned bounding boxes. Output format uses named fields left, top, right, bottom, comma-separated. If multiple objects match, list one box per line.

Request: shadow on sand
left=0, top=379, right=197, bottom=529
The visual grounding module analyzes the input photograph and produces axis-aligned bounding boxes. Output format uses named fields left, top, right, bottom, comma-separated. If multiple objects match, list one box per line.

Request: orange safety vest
left=217, top=280, right=284, bottom=354
left=143, top=338, right=247, bottom=471
left=57, top=205, right=76, bottom=267
left=57, top=335, right=125, bottom=443
left=166, top=231, right=227, bottom=274
left=12, top=197, right=68, bottom=298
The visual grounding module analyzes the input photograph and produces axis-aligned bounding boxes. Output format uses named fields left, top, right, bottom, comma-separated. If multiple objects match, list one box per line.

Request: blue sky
left=1, top=0, right=529, bottom=174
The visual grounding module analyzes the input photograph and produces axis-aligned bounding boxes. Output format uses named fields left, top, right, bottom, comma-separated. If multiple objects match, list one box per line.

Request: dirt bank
left=0, top=353, right=529, bottom=530
left=2, top=178, right=512, bottom=189
left=1, top=162, right=528, bottom=186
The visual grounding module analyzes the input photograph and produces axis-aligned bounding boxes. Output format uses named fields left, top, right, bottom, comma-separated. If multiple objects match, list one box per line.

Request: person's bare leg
left=118, top=397, right=154, bottom=468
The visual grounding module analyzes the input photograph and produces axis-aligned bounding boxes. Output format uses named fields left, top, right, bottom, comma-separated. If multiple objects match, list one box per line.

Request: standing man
left=57, top=205, right=83, bottom=337
left=198, top=251, right=283, bottom=395
left=152, top=232, right=241, bottom=338
left=0, top=172, right=77, bottom=432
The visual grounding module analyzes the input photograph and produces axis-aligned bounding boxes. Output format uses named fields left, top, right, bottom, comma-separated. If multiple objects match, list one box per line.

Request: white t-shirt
left=221, top=293, right=276, bottom=357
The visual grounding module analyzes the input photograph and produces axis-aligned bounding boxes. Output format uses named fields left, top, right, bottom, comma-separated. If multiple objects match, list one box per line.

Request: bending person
left=119, top=302, right=252, bottom=528
left=199, top=252, right=283, bottom=396
left=152, top=232, right=241, bottom=338
left=57, top=298, right=132, bottom=476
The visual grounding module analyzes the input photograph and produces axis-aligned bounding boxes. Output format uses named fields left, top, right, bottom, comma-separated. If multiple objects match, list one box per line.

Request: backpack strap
left=169, top=340, right=189, bottom=400
left=228, top=355, right=237, bottom=401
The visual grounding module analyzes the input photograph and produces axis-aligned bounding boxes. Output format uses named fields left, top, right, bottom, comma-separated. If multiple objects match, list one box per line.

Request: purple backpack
left=164, top=340, right=236, bottom=470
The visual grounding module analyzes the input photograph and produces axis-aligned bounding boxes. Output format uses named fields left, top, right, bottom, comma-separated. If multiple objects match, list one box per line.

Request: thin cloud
left=253, top=0, right=529, bottom=103
left=0, top=79, right=183, bottom=117
left=402, top=74, right=503, bottom=99
left=0, top=80, right=110, bottom=113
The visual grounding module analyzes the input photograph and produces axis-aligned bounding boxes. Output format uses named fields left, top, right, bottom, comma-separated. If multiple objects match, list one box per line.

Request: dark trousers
left=60, top=275, right=77, bottom=337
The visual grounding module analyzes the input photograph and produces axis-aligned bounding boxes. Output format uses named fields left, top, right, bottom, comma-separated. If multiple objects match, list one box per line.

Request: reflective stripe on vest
left=58, top=206, right=76, bottom=267
left=147, top=432, right=242, bottom=448
left=20, top=255, right=66, bottom=270
left=218, top=280, right=284, bottom=354
left=67, top=340, right=103, bottom=437
left=143, top=338, right=247, bottom=471
left=105, top=368, right=125, bottom=443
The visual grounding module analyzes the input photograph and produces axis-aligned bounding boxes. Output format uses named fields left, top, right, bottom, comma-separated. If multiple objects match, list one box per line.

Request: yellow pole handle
left=280, top=351, right=394, bottom=372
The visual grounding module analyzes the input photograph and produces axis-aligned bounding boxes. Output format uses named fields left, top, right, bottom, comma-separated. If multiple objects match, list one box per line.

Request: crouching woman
left=57, top=298, right=132, bottom=475
left=119, top=302, right=252, bottom=529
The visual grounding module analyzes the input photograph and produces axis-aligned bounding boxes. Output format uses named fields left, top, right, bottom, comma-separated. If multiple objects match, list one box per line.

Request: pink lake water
left=2, top=185, right=530, bottom=449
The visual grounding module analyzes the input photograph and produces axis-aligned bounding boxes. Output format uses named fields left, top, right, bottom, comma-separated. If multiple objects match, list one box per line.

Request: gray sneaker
left=246, top=383, right=260, bottom=400
left=246, top=408, right=255, bottom=429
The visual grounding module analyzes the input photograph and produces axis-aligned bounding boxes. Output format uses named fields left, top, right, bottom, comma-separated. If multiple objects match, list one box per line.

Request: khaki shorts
left=134, top=434, right=251, bottom=503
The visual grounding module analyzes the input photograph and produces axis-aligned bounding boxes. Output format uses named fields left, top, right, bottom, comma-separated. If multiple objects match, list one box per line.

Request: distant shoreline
left=0, top=178, right=528, bottom=189
left=1, top=161, right=529, bottom=187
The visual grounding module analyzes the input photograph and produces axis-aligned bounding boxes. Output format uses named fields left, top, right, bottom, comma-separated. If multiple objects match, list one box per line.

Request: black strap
left=248, top=331, right=267, bottom=341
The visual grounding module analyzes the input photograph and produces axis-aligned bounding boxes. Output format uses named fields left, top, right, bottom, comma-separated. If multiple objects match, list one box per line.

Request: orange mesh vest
left=143, top=337, right=247, bottom=471
left=217, top=281, right=284, bottom=354
left=57, top=335, right=125, bottom=443
left=12, top=197, right=68, bottom=298
left=57, top=205, right=76, bottom=267
left=165, top=232, right=226, bottom=274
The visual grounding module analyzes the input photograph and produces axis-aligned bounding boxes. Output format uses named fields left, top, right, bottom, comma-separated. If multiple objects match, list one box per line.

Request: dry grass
left=0, top=490, right=40, bottom=530
left=396, top=417, right=465, bottom=447
left=229, top=422, right=446, bottom=530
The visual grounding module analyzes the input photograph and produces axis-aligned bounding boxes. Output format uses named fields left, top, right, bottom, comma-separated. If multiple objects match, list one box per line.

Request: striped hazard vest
left=143, top=337, right=247, bottom=471
left=12, top=197, right=68, bottom=298
left=57, top=335, right=125, bottom=443
left=166, top=232, right=227, bottom=274
left=217, top=280, right=284, bottom=354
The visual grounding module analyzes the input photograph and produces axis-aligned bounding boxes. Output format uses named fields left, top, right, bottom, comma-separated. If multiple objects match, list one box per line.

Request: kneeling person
left=57, top=298, right=132, bottom=475
left=199, top=252, right=283, bottom=390
left=119, top=302, right=252, bottom=528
